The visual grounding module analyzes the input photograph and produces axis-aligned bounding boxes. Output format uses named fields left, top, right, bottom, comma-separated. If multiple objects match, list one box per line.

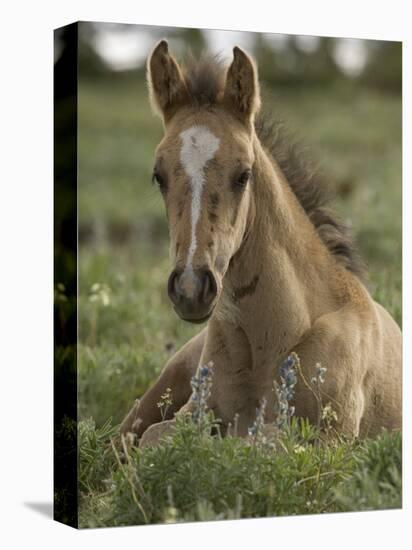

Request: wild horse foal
left=121, top=41, right=401, bottom=444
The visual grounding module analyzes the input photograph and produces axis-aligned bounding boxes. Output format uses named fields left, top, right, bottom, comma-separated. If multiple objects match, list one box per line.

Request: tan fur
left=121, top=43, right=402, bottom=445
left=147, top=40, right=189, bottom=123
left=223, top=46, right=261, bottom=126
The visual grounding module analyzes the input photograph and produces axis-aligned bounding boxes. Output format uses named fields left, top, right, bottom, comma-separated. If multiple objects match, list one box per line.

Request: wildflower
left=275, top=353, right=299, bottom=430
left=88, top=282, right=111, bottom=306
left=309, top=362, right=333, bottom=432
left=200, top=365, right=210, bottom=378
left=157, top=387, right=173, bottom=420
left=248, top=397, right=267, bottom=443
left=191, top=361, right=214, bottom=425
left=321, top=402, right=338, bottom=431
left=311, top=363, right=327, bottom=385
left=248, top=425, right=257, bottom=437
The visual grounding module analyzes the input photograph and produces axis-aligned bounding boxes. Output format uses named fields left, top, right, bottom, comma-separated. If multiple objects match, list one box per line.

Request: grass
left=78, top=417, right=401, bottom=527
left=76, top=73, right=402, bottom=527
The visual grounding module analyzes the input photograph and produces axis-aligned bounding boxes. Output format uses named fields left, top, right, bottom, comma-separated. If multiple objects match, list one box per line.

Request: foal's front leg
left=292, top=308, right=368, bottom=438
left=120, top=328, right=206, bottom=439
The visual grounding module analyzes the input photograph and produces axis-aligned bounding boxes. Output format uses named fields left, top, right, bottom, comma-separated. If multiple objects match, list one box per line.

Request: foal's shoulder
left=330, top=264, right=375, bottom=315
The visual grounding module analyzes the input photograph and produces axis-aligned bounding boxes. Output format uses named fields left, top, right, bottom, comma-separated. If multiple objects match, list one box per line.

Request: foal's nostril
left=202, top=270, right=217, bottom=305
left=167, top=269, right=181, bottom=305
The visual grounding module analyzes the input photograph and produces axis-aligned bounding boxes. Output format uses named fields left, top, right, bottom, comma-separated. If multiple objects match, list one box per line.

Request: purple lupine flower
left=191, top=362, right=213, bottom=425
left=275, top=353, right=298, bottom=429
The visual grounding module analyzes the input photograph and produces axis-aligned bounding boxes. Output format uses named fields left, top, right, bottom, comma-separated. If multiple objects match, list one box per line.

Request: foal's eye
left=152, top=171, right=167, bottom=192
left=234, top=169, right=252, bottom=190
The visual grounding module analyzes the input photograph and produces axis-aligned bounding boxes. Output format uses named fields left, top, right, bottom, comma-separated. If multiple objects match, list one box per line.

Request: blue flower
left=200, top=366, right=210, bottom=378
left=286, top=356, right=295, bottom=368
left=285, top=371, right=297, bottom=387
left=275, top=353, right=299, bottom=429
left=247, top=398, right=267, bottom=443
left=312, top=363, right=327, bottom=385
left=190, top=362, right=213, bottom=425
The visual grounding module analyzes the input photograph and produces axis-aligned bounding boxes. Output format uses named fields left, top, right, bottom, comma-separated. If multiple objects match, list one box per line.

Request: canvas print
left=54, top=22, right=402, bottom=528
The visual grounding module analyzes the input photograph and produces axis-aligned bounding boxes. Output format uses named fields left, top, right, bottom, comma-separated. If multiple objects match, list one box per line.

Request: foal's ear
left=223, top=47, right=261, bottom=126
left=147, top=40, right=189, bottom=123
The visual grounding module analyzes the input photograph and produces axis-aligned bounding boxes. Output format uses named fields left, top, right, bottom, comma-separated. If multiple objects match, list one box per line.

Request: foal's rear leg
left=120, top=328, right=206, bottom=439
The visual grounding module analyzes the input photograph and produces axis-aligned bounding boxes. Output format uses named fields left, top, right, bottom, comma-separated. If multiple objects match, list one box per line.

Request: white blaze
left=179, top=125, right=220, bottom=274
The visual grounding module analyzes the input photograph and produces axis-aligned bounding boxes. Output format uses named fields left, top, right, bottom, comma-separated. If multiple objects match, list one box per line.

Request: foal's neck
left=217, top=136, right=344, bottom=364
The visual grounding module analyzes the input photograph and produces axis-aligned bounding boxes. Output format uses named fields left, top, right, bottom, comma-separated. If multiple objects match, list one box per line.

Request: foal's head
left=148, top=41, right=261, bottom=323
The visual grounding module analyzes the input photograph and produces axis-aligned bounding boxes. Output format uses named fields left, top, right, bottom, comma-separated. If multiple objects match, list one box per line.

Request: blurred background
left=57, top=22, right=401, bottom=427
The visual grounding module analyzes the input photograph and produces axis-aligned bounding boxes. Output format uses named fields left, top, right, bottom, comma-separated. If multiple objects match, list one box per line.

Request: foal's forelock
left=179, top=125, right=220, bottom=279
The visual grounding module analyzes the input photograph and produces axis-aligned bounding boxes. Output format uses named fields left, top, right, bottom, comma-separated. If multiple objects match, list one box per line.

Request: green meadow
left=77, top=73, right=401, bottom=527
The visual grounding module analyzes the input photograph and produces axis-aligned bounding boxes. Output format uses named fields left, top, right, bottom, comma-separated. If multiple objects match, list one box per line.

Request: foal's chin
left=173, top=305, right=215, bottom=324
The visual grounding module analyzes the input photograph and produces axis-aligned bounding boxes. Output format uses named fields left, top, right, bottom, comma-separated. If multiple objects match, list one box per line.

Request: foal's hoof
left=139, top=420, right=176, bottom=449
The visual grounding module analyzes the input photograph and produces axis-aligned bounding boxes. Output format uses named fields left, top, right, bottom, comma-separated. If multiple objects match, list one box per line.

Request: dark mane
left=182, top=56, right=365, bottom=278
left=184, top=54, right=226, bottom=105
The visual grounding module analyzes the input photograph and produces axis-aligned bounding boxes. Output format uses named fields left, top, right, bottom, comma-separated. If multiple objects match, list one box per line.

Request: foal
left=121, top=41, right=401, bottom=444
